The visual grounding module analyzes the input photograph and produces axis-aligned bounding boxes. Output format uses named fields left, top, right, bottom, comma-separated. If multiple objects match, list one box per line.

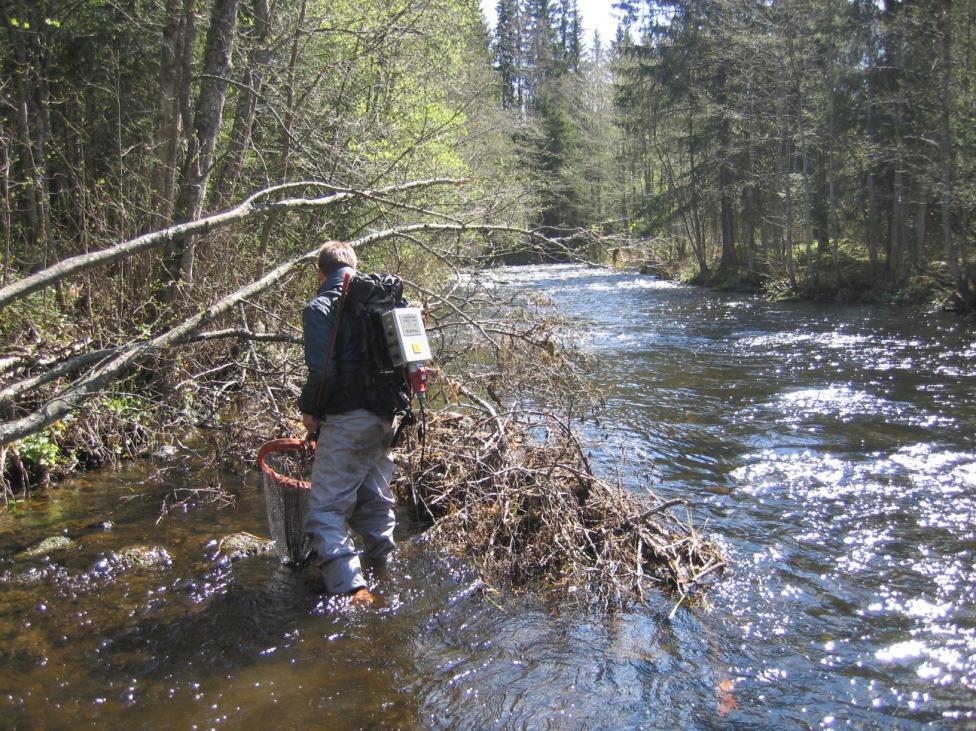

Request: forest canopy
left=489, top=0, right=974, bottom=304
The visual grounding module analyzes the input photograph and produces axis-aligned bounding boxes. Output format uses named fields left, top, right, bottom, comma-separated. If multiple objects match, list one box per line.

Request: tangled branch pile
left=393, top=404, right=724, bottom=609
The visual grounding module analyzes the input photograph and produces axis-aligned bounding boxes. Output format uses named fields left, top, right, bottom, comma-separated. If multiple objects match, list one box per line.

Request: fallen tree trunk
left=0, top=329, right=301, bottom=405
left=0, top=178, right=464, bottom=310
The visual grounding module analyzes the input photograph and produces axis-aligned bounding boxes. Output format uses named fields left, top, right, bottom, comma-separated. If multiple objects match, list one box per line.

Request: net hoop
left=257, top=438, right=313, bottom=490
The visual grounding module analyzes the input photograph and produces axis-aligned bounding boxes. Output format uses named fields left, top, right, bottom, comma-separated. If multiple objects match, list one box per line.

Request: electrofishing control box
left=382, top=307, right=432, bottom=367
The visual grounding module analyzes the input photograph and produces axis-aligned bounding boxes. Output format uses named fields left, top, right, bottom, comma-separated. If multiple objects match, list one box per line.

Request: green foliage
left=484, top=0, right=618, bottom=245
left=102, top=395, right=144, bottom=422
left=0, top=289, right=72, bottom=343
left=19, top=431, right=62, bottom=472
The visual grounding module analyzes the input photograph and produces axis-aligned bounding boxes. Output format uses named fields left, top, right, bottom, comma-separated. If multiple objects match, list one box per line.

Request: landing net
left=257, top=438, right=314, bottom=565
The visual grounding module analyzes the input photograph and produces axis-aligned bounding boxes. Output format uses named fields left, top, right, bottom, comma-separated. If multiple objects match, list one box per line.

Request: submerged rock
left=1, top=626, right=52, bottom=667
left=216, top=532, right=275, bottom=561
left=8, top=566, right=52, bottom=586
left=15, top=535, right=75, bottom=560
left=110, top=545, right=172, bottom=570
left=4, top=563, right=70, bottom=587
left=152, top=444, right=181, bottom=461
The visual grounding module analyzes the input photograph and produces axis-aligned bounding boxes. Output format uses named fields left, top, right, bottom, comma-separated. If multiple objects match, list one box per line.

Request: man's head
left=316, top=240, right=357, bottom=278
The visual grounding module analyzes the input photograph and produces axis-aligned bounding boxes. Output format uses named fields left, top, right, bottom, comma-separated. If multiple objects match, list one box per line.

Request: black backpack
left=341, top=274, right=412, bottom=417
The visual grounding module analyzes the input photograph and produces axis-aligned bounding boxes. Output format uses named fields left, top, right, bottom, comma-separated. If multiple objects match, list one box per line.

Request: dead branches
left=393, top=407, right=723, bottom=609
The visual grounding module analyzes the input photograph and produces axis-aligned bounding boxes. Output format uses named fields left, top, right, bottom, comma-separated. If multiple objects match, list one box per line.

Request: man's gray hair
left=316, top=240, right=357, bottom=274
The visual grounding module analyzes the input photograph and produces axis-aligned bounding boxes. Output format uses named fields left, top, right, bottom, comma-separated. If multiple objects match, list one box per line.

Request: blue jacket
left=298, top=266, right=365, bottom=415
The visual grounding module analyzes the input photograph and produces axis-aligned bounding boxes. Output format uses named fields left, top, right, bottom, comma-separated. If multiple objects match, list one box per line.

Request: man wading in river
left=298, top=241, right=407, bottom=608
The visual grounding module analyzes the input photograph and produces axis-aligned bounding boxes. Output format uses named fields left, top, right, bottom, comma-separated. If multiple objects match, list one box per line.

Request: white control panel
left=382, top=307, right=432, bottom=367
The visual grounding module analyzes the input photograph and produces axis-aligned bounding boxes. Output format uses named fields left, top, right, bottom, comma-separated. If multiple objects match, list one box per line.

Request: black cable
left=404, top=425, right=421, bottom=523
left=419, top=397, right=427, bottom=469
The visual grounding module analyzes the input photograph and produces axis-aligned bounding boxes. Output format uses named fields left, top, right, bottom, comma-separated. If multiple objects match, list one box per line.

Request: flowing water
left=2, top=264, right=974, bottom=729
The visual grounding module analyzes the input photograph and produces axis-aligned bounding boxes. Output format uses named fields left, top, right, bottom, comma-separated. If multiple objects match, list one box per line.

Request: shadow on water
left=2, top=263, right=975, bottom=728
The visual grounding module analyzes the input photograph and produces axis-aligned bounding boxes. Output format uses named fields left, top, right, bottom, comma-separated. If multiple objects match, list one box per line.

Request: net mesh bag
left=257, top=438, right=314, bottom=565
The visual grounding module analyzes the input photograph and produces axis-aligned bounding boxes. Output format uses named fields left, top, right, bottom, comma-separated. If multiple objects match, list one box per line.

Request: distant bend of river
left=1, top=263, right=974, bottom=729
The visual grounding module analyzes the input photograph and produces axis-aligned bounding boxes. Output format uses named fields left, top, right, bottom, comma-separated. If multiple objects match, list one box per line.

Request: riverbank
left=636, top=253, right=965, bottom=311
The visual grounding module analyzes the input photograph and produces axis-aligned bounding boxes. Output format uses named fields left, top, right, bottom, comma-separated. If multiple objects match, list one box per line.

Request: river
left=2, top=264, right=974, bottom=729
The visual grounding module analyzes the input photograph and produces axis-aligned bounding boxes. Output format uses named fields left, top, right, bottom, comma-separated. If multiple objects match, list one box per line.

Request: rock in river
left=15, top=535, right=75, bottom=560
left=110, top=545, right=173, bottom=570
left=216, top=532, right=275, bottom=561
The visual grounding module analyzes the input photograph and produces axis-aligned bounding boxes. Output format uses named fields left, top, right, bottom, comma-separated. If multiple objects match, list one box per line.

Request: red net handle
left=256, top=438, right=314, bottom=490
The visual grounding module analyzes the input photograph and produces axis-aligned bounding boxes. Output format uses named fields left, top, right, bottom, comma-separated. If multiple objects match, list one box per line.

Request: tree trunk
left=1, top=123, right=12, bottom=286
left=717, top=163, right=736, bottom=278
left=912, top=184, right=927, bottom=272
left=743, top=115, right=758, bottom=275
left=741, top=186, right=755, bottom=275
left=889, top=166, right=906, bottom=275
left=1, top=0, right=53, bottom=260
left=687, top=114, right=708, bottom=278
left=786, top=31, right=814, bottom=283
left=827, top=85, right=841, bottom=286
left=0, top=178, right=465, bottom=311
left=760, top=218, right=769, bottom=268
left=256, top=0, right=307, bottom=265
left=865, top=72, right=880, bottom=273
left=172, top=0, right=241, bottom=285
left=151, top=0, right=196, bottom=228
left=938, top=0, right=971, bottom=306
left=213, top=0, right=273, bottom=208
left=781, top=114, right=796, bottom=290
left=800, top=144, right=814, bottom=282
left=619, top=136, right=628, bottom=226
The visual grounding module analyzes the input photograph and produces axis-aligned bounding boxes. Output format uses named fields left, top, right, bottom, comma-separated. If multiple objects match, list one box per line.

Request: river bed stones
left=6, top=531, right=273, bottom=600
left=107, top=545, right=173, bottom=570
left=151, top=444, right=181, bottom=461
left=215, top=532, right=275, bottom=561
left=14, top=535, right=75, bottom=560
left=6, top=564, right=63, bottom=587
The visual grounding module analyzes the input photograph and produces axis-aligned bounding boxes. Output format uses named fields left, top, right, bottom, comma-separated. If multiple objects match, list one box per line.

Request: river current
left=1, top=264, right=974, bottom=729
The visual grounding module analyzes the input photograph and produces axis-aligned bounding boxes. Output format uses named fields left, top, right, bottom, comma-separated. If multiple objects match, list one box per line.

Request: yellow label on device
left=412, top=343, right=423, bottom=353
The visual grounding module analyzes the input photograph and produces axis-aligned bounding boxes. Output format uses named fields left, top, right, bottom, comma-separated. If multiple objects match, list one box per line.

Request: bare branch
left=188, top=328, right=302, bottom=345
left=0, top=178, right=466, bottom=310
left=0, top=348, right=117, bottom=404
